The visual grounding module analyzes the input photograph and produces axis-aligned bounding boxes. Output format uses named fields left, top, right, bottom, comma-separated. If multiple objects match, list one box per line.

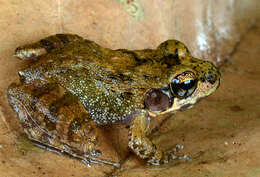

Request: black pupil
left=180, top=80, right=195, bottom=90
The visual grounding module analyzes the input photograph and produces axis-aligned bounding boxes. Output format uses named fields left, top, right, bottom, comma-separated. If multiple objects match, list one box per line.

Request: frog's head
left=144, top=44, right=220, bottom=116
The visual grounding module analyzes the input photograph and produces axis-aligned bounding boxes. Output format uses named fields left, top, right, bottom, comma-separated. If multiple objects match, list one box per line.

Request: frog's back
left=18, top=38, right=190, bottom=125
left=17, top=40, right=165, bottom=125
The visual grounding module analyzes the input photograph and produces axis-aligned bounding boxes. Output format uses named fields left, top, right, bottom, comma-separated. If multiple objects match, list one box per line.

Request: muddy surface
left=0, top=25, right=259, bottom=177
left=0, top=1, right=259, bottom=175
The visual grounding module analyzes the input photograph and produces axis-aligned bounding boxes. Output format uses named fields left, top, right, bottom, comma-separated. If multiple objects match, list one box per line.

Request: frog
left=6, top=34, right=220, bottom=168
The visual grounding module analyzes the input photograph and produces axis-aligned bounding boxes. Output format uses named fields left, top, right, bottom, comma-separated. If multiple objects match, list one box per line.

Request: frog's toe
left=90, top=149, right=102, bottom=156
left=81, top=158, right=92, bottom=167
left=162, top=144, right=192, bottom=164
left=81, top=154, right=121, bottom=168
left=162, top=149, right=180, bottom=163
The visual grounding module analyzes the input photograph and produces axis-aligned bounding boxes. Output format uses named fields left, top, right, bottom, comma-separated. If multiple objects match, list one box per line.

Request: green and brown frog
left=6, top=34, right=220, bottom=167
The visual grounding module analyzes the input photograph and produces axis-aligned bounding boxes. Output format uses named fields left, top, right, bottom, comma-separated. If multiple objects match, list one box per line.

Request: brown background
left=0, top=0, right=260, bottom=176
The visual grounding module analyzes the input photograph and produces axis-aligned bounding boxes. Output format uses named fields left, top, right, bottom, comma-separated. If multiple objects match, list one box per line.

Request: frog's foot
left=14, top=34, right=83, bottom=60
left=148, top=144, right=192, bottom=165
left=31, top=139, right=121, bottom=168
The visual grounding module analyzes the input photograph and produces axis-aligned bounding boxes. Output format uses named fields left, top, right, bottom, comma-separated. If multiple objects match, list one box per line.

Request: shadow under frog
left=6, top=34, right=220, bottom=168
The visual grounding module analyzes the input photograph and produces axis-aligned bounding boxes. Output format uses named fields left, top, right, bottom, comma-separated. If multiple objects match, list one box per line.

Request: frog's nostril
left=144, top=88, right=171, bottom=112
left=207, top=74, right=217, bottom=84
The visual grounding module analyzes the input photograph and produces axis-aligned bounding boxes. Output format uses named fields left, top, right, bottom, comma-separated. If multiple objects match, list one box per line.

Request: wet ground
left=0, top=24, right=259, bottom=177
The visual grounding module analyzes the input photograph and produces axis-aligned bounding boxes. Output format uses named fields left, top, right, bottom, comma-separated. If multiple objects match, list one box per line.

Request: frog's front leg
left=129, top=110, right=180, bottom=165
left=14, top=34, right=83, bottom=60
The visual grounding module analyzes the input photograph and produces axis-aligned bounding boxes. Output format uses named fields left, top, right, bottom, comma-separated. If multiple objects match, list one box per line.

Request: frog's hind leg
left=14, top=34, right=83, bottom=60
left=6, top=83, right=120, bottom=168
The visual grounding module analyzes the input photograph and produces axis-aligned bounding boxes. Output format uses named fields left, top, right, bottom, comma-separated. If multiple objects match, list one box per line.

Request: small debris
left=229, top=105, right=244, bottom=112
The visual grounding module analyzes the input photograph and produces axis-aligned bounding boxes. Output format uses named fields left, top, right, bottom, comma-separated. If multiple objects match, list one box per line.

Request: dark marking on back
left=56, top=34, right=70, bottom=44
left=158, top=40, right=169, bottom=51
left=174, top=48, right=179, bottom=58
left=107, top=73, right=133, bottom=82
left=40, top=39, right=55, bottom=52
left=143, top=75, right=160, bottom=81
left=116, top=49, right=152, bottom=66
left=160, top=54, right=181, bottom=68
left=120, top=92, right=133, bottom=99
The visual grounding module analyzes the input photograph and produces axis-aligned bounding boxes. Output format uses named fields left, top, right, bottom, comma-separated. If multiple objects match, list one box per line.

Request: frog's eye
left=170, top=71, right=197, bottom=99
